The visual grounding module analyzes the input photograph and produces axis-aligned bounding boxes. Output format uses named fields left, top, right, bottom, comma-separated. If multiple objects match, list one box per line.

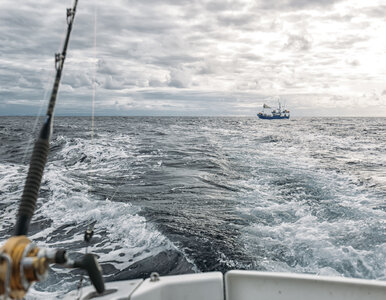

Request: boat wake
left=0, top=116, right=385, bottom=298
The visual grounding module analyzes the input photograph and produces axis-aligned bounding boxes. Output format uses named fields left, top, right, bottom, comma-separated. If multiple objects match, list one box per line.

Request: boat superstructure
left=257, top=102, right=290, bottom=119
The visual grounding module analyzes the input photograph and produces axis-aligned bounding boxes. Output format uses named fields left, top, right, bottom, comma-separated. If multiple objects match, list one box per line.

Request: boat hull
left=257, top=114, right=289, bottom=119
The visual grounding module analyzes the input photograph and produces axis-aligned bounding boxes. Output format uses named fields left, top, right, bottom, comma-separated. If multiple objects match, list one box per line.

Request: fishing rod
left=15, top=1, right=78, bottom=236
left=0, top=1, right=104, bottom=298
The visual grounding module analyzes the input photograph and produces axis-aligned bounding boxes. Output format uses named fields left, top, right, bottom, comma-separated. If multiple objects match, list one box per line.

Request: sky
left=0, top=0, right=385, bottom=116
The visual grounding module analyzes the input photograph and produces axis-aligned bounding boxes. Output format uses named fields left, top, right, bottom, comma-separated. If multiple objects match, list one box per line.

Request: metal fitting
left=150, top=272, right=160, bottom=282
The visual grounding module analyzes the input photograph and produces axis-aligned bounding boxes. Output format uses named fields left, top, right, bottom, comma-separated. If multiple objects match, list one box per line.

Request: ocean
left=0, top=116, right=385, bottom=298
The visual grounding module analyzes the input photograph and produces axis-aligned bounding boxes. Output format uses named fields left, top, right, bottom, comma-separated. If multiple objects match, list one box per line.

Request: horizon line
left=1, top=115, right=385, bottom=118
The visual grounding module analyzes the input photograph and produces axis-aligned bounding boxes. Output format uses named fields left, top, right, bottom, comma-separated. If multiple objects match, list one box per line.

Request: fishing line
left=107, top=171, right=134, bottom=202
left=84, top=4, right=135, bottom=208
left=21, top=7, right=71, bottom=165
left=103, top=176, right=124, bottom=202
left=109, top=185, right=120, bottom=202
left=21, top=71, right=54, bottom=165
left=78, top=6, right=98, bottom=297
left=88, top=6, right=98, bottom=197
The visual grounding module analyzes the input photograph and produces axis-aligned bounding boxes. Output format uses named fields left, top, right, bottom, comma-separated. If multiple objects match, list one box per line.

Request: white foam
left=30, top=158, right=173, bottom=269
left=0, top=134, right=177, bottom=298
left=236, top=137, right=386, bottom=280
left=0, top=162, right=26, bottom=233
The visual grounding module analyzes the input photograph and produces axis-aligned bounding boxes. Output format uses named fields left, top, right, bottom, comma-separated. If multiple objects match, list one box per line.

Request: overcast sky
left=0, top=0, right=385, bottom=116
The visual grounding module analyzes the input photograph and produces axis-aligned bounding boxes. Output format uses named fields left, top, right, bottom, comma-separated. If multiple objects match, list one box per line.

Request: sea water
left=0, top=116, right=385, bottom=298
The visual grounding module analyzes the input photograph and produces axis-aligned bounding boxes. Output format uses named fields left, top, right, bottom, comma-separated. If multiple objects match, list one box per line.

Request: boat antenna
left=14, top=0, right=79, bottom=236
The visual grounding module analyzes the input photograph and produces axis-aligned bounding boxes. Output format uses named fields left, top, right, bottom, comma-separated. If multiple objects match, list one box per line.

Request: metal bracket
left=20, top=243, right=36, bottom=290
left=55, top=53, right=64, bottom=71
left=66, top=8, right=74, bottom=24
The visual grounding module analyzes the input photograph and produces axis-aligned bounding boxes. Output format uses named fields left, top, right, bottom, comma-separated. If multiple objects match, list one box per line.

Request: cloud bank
left=0, top=0, right=385, bottom=116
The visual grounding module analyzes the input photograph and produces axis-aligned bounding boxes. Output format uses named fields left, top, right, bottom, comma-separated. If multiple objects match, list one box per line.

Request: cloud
left=284, top=33, right=312, bottom=51
left=216, top=12, right=256, bottom=27
left=257, top=0, right=344, bottom=10
left=0, top=0, right=385, bottom=116
left=148, top=77, right=167, bottom=87
left=97, top=59, right=120, bottom=76
left=103, top=75, right=122, bottom=90
left=168, top=68, right=192, bottom=88
left=346, top=59, right=359, bottom=66
left=198, top=57, right=224, bottom=75
left=361, top=5, right=386, bottom=19
left=322, top=34, right=369, bottom=50
left=63, top=72, right=92, bottom=88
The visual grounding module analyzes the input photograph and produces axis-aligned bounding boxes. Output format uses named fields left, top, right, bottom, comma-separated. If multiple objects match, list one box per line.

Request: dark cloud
left=148, top=78, right=166, bottom=87
left=198, top=58, right=224, bottom=74
left=97, top=59, right=120, bottom=76
left=257, top=0, right=344, bottom=10
left=62, top=71, right=92, bottom=88
left=216, top=12, right=257, bottom=27
left=346, top=59, right=359, bottom=66
left=284, top=34, right=312, bottom=51
left=151, top=54, right=198, bottom=67
left=103, top=75, right=122, bottom=90
left=322, top=34, right=369, bottom=49
left=239, top=53, right=262, bottom=61
left=168, top=69, right=192, bottom=88
left=319, top=13, right=354, bottom=22
left=361, top=5, right=386, bottom=19
left=205, top=1, right=247, bottom=12
left=288, top=0, right=340, bottom=8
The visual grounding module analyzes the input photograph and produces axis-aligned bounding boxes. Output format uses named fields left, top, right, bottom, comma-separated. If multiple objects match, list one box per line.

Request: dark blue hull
left=257, top=114, right=290, bottom=120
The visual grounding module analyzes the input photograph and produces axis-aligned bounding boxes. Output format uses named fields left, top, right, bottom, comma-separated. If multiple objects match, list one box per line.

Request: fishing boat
left=257, top=102, right=290, bottom=119
left=1, top=1, right=385, bottom=299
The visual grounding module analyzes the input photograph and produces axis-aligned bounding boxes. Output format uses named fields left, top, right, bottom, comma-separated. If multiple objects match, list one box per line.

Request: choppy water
left=0, top=116, right=385, bottom=298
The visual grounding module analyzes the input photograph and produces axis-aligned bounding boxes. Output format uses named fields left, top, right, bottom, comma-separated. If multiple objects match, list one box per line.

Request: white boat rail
left=64, top=270, right=386, bottom=300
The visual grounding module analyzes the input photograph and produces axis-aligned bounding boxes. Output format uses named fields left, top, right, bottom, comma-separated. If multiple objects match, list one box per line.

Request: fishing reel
left=0, top=236, right=104, bottom=300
